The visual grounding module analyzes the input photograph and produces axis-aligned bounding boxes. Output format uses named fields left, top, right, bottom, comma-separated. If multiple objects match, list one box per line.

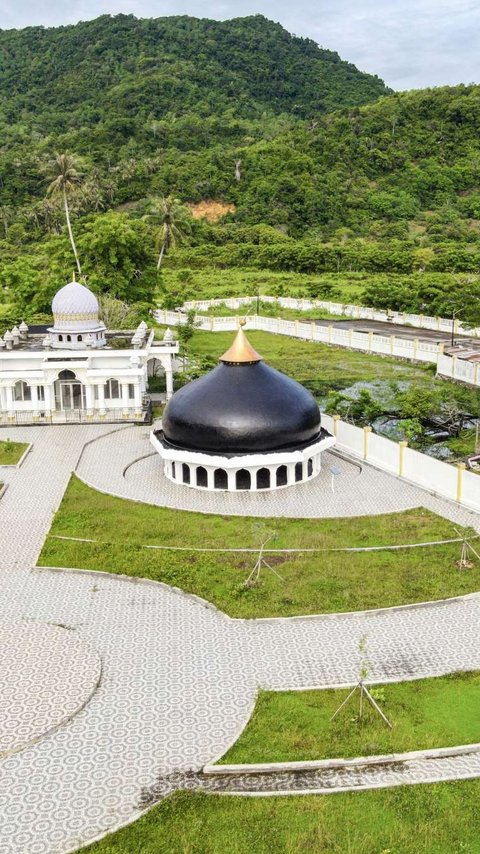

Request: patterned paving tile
left=0, top=425, right=479, bottom=854
left=0, top=621, right=100, bottom=759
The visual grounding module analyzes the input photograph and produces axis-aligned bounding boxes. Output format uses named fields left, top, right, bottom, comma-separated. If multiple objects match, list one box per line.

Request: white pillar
left=227, top=469, right=236, bottom=492
left=165, top=370, right=174, bottom=401
left=134, top=382, right=142, bottom=409
left=84, top=384, right=94, bottom=413
left=43, top=383, right=52, bottom=414
left=287, top=463, right=296, bottom=486
left=5, top=385, right=14, bottom=411
left=30, top=385, right=38, bottom=410
left=207, top=468, right=215, bottom=490
left=97, top=382, right=106, bottom=412
left=121, top=383, right=130, bottom=408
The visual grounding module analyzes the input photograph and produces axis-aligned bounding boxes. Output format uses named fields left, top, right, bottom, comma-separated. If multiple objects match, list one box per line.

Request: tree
left=143, top=196, right=191, bottom=270
left=46, top=153, right=85, bottom=277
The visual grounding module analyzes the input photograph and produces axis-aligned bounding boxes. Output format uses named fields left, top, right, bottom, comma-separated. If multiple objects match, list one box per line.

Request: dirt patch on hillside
left=189, top=200, right=235, bottom=221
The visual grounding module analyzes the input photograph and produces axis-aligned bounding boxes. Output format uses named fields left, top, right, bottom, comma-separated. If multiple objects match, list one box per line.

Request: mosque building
left=151, top=321, right=335, bottom=491
left=0, top=278, right=178, bottom=424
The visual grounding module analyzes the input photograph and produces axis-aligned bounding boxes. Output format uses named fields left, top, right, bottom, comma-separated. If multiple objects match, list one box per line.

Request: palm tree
left=46, top=153, right=84, bottom=276
left=144, top=195, right=191, bottom=270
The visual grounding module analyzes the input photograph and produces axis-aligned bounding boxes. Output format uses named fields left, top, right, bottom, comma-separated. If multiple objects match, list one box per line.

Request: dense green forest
left=0, top=13, right=480, bottom=327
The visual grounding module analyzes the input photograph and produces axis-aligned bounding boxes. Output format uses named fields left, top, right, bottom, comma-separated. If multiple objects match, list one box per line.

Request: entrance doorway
left=54, top=370, right=85, bottom=412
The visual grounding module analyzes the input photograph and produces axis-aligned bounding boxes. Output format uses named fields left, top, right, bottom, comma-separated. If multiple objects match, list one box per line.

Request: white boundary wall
left=155, top=309, right=480, bottom=388
left=182, top=295, right=480, bottom=338
left=322, top=414, right=480, bottom=514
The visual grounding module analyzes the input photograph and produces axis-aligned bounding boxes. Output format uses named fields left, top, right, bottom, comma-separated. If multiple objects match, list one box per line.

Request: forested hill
left=0, top=14, right=387, bottom=163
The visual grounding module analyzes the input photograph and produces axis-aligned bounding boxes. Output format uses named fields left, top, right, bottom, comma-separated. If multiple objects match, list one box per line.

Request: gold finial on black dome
left=220, top=321, right=262, bottom=364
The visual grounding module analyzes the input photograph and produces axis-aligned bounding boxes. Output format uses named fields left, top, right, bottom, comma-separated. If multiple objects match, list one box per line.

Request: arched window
left=13, top=380, right=31, bottom=402
left=295, top=462, right=303, bottom=482
left=256, top=467, right=270, bottom=489
left=58, top=334, right=63, bottom=342
left=236, top=469, right=251, bottom=490
left=214, top=468, right=228, bottom=490
left=182, top=463, right=190, bottom=484
left=171, top=461, right=176, bottom=480
left=276, top=465, right=287, bottom=487
left=104, top=379, right=120, bottom=400
left=196, top=466, right=208, bottom=488
left=307, top=458, right=313, bottom=477
left=77, top=335, right=83, bottom=342
left=66, top=335, right=71, bottom=342
left=59, top=370, right=76, bottom=380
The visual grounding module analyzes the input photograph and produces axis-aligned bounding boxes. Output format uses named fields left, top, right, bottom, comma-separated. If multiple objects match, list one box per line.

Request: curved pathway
left=77, top=424, right=480, bottom=529
left=0, top=425, right=479, bottom=853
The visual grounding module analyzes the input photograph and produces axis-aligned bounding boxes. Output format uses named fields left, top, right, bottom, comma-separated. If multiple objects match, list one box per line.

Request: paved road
left=315, top=318, right=480, bottom=348
left=0, top=426, right=480, bottom=854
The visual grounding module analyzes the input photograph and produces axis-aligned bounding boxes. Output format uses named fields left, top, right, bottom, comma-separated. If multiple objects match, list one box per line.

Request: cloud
left=0, top=0, right=478, bottom=90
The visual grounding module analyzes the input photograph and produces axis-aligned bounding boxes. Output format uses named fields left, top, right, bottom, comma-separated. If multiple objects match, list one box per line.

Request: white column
left=121, top=383, right=130, bottom=410
left=207, top=468, right=215, bottom=490
left=30, top=385, right=38, bottom=410
left=97, top=382, right=106, bottom=412
left=165, top=370, right=174, bottom=401
left=134, top=382, right=142, bottom=410
left=84, top=384, right=94, bottom=414
left=43, top=383, right=52, bottom=414
left=286, top=463, right=295, bottom=485
left=5, top=385, right=14, bottom=412
left=227, top=469, right=236, bottom=492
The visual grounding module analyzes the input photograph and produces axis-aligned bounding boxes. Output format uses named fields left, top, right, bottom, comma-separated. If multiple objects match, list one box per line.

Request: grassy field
left=160, top=267, right=367, bottom=303
left=38, top=477, right=478, bottom=618
left=79, top=782, right=480, bottom=854
left=219, top=672, right=480, bottom=764
left=199, top=302, right=346, bottom=323
left=0, top=439, right=28, bottom=465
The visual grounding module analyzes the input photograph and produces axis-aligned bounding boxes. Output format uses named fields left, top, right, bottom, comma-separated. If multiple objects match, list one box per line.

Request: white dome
left=52, top=281, right=99, bottom=318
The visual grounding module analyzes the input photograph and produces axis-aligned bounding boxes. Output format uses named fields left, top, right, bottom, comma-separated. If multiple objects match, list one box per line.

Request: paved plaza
left=0, top=425, right=480, bottom=853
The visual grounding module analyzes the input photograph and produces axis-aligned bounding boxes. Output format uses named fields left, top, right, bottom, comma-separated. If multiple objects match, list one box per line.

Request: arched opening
left=182, top=463, right=190, bottom=484
left=77, top=335, right=83, bottom=342
left=13, top=380, right=31, bottom=402
left=171, top=461, right=176, bottom=479
left=196, top=466, right=208, bottom=488
left=55, top=370, right=84, bottom=411
left=147, top=358, right=166, bottom=393
left=66, top=335, right=71, bottom=342
left=236, top=469, right=251, bottom=490
left=214, top=468, right=228, bottom=490
left=276, top=465, right=287, bottom=487
left=295, top=462, right=303, bottom=482
left=256, top=467, right=270, bottom=489
left=307, top=458, right=313, bottom=477
left=58, top=334, right=63, bottom=342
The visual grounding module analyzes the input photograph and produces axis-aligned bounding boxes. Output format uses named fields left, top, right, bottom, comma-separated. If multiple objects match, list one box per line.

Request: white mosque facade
left=0, top=280, right=178, bottom=424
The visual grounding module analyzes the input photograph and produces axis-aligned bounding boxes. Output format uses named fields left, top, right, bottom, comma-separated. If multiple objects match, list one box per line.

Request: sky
left=0, top=0, right=478, bottom=91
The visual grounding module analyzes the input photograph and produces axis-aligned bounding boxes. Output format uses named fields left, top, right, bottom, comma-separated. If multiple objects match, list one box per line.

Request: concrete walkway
left=0, top=426, right=480, bottom=854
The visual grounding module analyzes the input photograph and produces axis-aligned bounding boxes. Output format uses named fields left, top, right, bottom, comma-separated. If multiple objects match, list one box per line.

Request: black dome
left=162, top=355, right=321, bottom=455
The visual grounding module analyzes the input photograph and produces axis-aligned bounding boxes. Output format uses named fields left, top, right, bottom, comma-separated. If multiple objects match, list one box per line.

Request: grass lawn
left=79, top=782, right=480, bottom=854
left=219, top=672, right=480, bottom=764
left=0, top=439, right=28, bottom=465
left=38, top=477, right=479, bottom=618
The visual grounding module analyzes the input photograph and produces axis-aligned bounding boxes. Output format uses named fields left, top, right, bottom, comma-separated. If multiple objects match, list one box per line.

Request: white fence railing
left=155, top=309, right=480, bottom=387
left=181, top=296, right=480, bottom=339
left=322, top=414, right=480, bottom=515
